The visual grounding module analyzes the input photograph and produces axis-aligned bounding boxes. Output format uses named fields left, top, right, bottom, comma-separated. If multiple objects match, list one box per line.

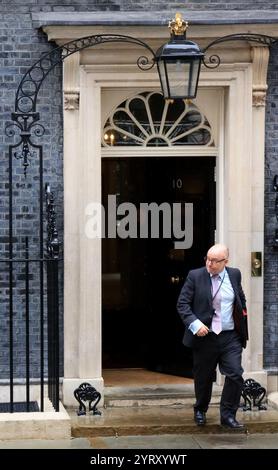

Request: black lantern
left=155, top=13, right=204, bottom=100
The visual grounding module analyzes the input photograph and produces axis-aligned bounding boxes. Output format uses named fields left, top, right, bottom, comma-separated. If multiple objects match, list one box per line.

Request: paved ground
left=89, top=432, right=278, bottom=449
left=1, top=433, right=278, bottom=449
left=1, top=392, right=278, bottom=451
left=0, top=437, right=91, bottom=449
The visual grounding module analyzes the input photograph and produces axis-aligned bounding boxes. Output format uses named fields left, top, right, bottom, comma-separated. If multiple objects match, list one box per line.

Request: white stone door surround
left=42, top=24, right=271, bottom=404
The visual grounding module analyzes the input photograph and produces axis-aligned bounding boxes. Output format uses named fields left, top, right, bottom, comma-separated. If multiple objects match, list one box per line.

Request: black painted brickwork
left=264, top=46, right=278, bottom=372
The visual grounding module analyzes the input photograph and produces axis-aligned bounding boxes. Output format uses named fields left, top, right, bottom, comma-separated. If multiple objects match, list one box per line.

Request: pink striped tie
left=211, top=275, right=222, bottom=334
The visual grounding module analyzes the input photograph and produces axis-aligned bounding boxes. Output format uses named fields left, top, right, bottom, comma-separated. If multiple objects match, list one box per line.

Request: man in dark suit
left=177, top=244, right=248, bottom=429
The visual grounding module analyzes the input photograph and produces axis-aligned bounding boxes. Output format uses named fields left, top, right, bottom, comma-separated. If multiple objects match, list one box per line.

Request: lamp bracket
left=12, top=34, right=156, bottom=116
left=202, top=33, right=278, bottom=70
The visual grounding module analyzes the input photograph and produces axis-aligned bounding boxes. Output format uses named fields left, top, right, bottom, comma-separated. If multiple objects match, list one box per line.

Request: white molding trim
left=101, top=147, right=218, bottom=158
left=43, top=23, right=278, bottom=45
left=251, top=46, right=270, bottom=107
left=63, top=52, right=80, bottom=110
left=61, top=39, right=269, bottom=400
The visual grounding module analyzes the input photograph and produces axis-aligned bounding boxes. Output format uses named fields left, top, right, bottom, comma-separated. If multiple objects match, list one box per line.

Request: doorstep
left=104, top=383, right=222, bottom=407
left=70, top=404, right=278, bottom=437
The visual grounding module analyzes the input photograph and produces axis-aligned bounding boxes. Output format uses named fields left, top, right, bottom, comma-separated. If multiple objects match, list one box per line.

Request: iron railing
left=0, top=181, right=61, bottom=413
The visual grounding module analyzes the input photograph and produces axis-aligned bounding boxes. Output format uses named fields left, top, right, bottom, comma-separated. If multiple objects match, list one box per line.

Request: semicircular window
left=102, top=91, right=214, bottom=147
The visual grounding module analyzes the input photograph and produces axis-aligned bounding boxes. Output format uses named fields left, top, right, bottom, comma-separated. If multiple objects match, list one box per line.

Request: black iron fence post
left=45, top=184, right=60, bottom=412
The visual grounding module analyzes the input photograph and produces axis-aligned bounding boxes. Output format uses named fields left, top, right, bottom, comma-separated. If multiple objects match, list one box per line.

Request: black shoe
left=221, top=417, right=244, bottom=429
left=194, top=410, right=206, bottom=426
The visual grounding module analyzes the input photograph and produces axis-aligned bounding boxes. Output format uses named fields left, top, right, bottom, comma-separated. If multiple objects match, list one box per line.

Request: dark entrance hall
left=102, top=157, right=215, bottom=377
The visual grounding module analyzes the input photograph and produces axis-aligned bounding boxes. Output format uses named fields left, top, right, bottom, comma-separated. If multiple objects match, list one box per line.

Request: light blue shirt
left=189, top=268, right=235, bottom=335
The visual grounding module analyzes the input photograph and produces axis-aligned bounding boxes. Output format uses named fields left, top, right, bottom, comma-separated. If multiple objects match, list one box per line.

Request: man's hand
left=196, top=324, right=209, bottom=337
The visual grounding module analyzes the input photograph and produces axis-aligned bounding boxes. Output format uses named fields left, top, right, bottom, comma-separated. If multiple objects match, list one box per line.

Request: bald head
left=208, top=244, right=229, bottom=259
left=205, top=244, right=229, bottom=274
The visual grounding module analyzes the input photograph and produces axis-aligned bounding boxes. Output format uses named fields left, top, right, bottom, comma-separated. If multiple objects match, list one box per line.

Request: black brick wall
left=264, top=46, right=278, bottom=372
left=1, top=0, right=278, bottom=14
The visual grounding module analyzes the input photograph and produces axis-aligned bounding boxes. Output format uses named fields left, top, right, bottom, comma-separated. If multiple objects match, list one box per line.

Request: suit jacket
left=176, top=266, right=248, bottom=349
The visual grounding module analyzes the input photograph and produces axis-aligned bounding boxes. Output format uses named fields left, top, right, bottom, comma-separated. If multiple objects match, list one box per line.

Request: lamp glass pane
left=157, top=60, right=169, bottom=98
left=165, top=59, right=201, bottom=99
left=189, top=60, right=201, bottom=97
left=167, top=61, right=190, bottom=98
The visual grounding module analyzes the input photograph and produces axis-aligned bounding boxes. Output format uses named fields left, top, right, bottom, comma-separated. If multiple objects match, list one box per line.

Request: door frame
left=101, top=155, right=217, bottom=375
left=62, top=59, right=266, bottom=405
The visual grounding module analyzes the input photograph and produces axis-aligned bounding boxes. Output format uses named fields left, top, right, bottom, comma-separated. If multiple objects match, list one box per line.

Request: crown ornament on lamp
left=168, top=12, right=188, bottom=36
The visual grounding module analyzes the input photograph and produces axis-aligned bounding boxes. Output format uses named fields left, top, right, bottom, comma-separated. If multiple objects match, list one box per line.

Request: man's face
left=205, top=249, right=228, bottom=275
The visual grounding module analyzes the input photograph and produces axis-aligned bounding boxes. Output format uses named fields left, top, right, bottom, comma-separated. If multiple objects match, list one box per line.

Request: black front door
left=102, top=157, right=215, bottom=377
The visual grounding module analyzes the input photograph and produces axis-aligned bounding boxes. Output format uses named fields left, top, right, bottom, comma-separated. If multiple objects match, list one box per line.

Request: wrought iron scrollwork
left=137, top=55, right=155, bottom=70
left=74, top=382, right=102, bottom=416
left=45, top=183, right=60, bottom=259
left=202, top=54, right=220, bottom=69
left=6, top=29, right=278, bottom=177
left=203, top=32, right=278, bottom=53
left=5, top=112, right=44, bottom=177
left=202, top=33, right=278, bottom=70
left=12, top=31, right=278, bottom=116
left=15, top=34, right=155, bottom=115
left=5, top=34, right=155, bottom=177
left=241, top=378, right=267, bottom=411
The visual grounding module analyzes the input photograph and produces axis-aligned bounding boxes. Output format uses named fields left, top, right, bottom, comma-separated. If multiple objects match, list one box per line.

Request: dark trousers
left=193, top=330, right=244, bottom=419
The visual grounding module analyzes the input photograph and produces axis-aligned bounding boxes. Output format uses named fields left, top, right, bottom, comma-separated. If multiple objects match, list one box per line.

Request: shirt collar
left=210, top=268, right=226, bottom=280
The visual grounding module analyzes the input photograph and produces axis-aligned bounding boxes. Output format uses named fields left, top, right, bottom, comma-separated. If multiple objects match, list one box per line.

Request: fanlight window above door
left=102, top=92, right=214, bottom=147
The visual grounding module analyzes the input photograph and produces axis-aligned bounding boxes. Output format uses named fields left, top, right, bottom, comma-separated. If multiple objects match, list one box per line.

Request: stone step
left=70, top=404, right=278, bottom=438
left=104, top=384, right=222, bottom=407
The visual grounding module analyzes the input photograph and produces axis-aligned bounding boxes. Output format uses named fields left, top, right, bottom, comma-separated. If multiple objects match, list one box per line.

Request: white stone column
left=223, top=50, right=269, bottom=388
left=63, top=53, right=81, bottom=381
left=248, top=46, right=269, bottom=387
left=63, top=62, right=103, bottom=406
left=224, top=67, right=253, bottom=378
left=78, top=70, right=102, bottom=381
